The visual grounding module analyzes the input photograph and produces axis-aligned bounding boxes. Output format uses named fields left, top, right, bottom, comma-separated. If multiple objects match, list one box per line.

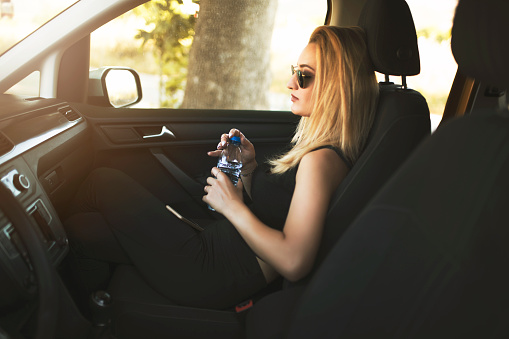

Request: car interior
left=107, top=0, right=431, bottom=337
left=0, top=0, right=507, bottom=338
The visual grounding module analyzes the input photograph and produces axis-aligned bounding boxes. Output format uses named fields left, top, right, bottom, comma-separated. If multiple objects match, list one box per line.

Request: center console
left=0, top=101, right=82, bottom=302
left=0, top=155, right=68, bottom=298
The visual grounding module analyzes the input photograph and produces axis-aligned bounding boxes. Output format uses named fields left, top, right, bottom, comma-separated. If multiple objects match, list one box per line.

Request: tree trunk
left=182, top=0, right=278, bottom=110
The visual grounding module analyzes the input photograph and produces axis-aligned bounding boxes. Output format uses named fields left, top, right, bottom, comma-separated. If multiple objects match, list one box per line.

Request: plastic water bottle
left=217, top=136, right=243, bottom=185
left=209, top=136, right=242, bottom=211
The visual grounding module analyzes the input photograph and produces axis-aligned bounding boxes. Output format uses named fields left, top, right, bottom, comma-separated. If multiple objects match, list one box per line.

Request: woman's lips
left=291, top=94, right=298, bottom=102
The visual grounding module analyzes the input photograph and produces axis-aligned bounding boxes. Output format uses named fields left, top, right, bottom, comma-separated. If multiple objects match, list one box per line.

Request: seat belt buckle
left=235, top=299, right=253, bottom=313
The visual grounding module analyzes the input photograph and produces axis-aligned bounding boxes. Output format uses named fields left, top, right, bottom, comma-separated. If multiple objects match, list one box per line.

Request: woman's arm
left=204, top=148, right=349, bottom=282
left=239, top=161, right=257, bottom=198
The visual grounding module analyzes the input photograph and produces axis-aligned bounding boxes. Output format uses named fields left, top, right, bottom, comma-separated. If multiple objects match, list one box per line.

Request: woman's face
left=287, top=43, right=317, bottom=117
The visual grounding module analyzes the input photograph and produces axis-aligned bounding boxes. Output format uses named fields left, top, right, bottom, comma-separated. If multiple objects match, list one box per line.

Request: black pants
left=64, top=167, right=266, bottom=309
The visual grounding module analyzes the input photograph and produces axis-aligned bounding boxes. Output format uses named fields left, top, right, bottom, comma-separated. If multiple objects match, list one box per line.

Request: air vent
left=58, top=106, right=81, bottom=122
left=0, top=132, right=14, bottom=157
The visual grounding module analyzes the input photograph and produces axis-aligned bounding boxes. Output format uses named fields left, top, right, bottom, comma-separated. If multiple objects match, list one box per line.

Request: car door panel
left=73, top=103, right=298, bottom=213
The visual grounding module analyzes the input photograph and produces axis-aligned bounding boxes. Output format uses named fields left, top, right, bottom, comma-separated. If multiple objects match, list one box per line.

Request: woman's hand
left=207, top=128, right=257, bottom=172
left=203, top=167, right=244, bottom=215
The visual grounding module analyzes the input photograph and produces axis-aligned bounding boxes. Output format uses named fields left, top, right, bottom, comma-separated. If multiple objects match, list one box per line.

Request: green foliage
left=417, top=27, right=451, bottom=44
left=133, top=0, right=196, bottom=107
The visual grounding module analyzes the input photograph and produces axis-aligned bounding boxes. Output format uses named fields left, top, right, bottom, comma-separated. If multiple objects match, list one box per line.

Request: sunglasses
left=291, top=65, right=313, bottom=89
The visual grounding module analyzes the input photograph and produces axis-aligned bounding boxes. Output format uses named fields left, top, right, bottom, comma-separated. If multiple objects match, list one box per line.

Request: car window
left=1, top=0, right=77, bottom=97
left=0, top=0, right=77, bottom=56
left=406, top=0, right=459, bottom=130
left=1, top=0, right=458, bottom=121
left=90, top=0, right=328, bottom=110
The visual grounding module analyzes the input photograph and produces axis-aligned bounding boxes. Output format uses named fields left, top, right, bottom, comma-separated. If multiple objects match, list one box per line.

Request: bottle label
left=217, top=162, right=242, bottom=186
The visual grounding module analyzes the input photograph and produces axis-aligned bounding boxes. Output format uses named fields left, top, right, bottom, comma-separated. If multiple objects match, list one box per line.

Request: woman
left=65, top=26, right=379, bottom=309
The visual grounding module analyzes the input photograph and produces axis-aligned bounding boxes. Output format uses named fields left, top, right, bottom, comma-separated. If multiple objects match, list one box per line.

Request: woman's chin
left=291, top=108, right=310, bottom=117
left=290, top=105, right=301, bottom=116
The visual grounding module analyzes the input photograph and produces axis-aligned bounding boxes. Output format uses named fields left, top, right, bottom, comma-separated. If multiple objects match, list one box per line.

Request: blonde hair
left=269, top=26, right=379, bottom=174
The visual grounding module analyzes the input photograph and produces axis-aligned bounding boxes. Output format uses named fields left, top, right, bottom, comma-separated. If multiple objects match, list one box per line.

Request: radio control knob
left=13, top=173, right=30, bottom=191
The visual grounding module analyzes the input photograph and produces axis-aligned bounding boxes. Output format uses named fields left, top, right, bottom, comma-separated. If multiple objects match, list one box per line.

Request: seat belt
left=150, top=147, right=204, bottom=197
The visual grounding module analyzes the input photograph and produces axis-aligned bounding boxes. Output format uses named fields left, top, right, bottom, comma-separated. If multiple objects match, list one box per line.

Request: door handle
left=143, top=126, right=175, bottom=139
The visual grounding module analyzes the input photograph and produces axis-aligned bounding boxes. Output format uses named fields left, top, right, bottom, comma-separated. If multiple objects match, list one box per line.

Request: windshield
left=0, top=0, right=77, bottom=56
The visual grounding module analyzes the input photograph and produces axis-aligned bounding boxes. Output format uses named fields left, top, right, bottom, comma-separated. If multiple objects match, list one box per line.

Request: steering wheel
left=0, top=183, right=59, bottom=339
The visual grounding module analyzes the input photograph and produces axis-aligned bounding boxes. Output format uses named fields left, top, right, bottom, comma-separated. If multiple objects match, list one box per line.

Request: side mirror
left=88, top=67, right=142, bottom=108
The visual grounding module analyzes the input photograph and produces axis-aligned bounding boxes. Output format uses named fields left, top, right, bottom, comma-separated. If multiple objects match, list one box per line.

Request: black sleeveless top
left=248, top=146, right=351, bottom=230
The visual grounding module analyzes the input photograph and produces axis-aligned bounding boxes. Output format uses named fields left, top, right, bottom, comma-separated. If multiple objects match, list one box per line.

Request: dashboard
left=0, top=95, right=91, bottom=307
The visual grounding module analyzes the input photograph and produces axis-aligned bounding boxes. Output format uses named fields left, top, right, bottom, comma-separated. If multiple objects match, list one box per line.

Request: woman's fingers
left=227, top=128, right=253, bottom=149
left=208, top=129, right=252, bottom=157
left=228, top=128, right=240, bottom=138
left=220, top=133, right=229, bottom=147
left=207, top=167, right=225, bottom=182
left=208, top=133, right=230, bottom=156
left=229, top=128, right=248, bottom=142
left=223, top=128, right=248, bottom=145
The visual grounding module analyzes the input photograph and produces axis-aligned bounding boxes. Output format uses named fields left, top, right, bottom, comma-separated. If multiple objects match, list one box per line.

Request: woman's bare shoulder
left=298, top=148, right=349, bottom=182
left=302, top=147, right=347, bottom=168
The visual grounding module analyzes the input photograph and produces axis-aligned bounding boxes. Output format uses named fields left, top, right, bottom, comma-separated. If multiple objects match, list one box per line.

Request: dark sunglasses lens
left=297, top=71, right=304, bottom=88
left=291, top=66, right=305, bottom=88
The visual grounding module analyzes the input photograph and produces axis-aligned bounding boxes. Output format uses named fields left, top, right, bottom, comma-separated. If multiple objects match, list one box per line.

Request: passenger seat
left=316, top=0, right=431, bottom=267
left=283, top=0, right=509, bottom=337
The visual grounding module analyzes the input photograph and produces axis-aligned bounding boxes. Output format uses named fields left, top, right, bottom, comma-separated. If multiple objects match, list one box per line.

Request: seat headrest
left=358, top=0, right=420, bottom=76
left=451, top=0, right=509, bottom=89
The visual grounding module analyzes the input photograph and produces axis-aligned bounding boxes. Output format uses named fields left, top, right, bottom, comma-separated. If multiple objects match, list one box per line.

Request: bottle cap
left=230, top=136, right=241, bottom=145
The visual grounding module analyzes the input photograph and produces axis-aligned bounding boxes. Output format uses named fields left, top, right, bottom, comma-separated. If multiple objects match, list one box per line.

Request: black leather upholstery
left=315, top=83, right=429, bottom=267
left=284, top=0, right=509, bottom=337
left=286, top=111, right=509, bottom=338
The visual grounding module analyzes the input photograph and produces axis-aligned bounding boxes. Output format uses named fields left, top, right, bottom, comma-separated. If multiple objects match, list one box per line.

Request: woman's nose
left=287, top=73, right=298, bottom=90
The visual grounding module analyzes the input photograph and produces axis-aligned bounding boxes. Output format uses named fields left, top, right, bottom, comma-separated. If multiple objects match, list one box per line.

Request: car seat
left=315, top=0, right=430, bottom=268
left=106, top=0, right=431, bottom=337
left=280, top=0, right=509, bottom=337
